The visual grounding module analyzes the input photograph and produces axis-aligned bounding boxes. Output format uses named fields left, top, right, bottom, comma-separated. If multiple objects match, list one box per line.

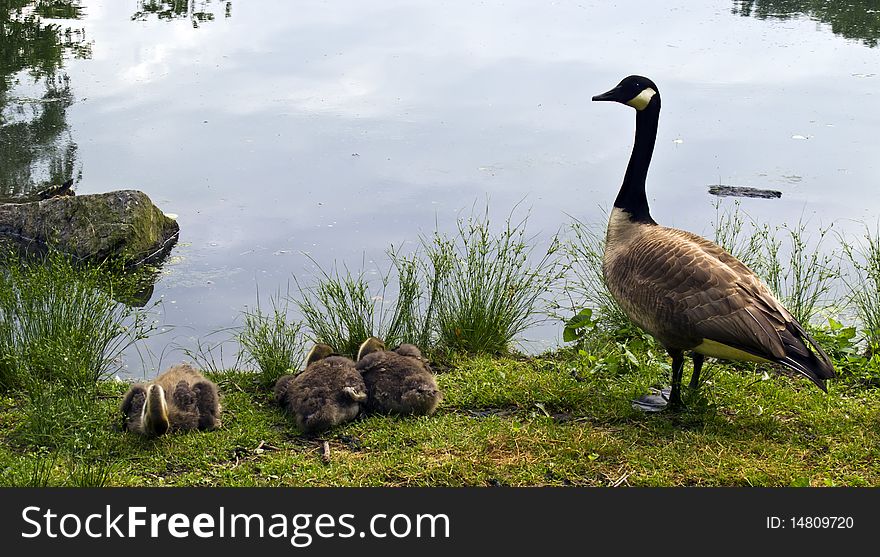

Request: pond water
left=2, top=0, right=879, bottom=377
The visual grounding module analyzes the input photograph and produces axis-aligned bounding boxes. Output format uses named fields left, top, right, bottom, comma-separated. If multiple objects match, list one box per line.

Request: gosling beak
left=592, top=85, right=624, bottom=102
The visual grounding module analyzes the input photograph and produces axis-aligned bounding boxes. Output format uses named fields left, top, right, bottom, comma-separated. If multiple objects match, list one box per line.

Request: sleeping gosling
left=274, top=343, right=367, bottom=434
left=121, top=363, right=221, bottom=437
left=355, top=337, right=442, bottom=416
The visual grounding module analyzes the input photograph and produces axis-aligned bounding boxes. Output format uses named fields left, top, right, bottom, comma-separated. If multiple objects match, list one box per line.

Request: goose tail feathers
left=777, top=321, right=836, bottom=391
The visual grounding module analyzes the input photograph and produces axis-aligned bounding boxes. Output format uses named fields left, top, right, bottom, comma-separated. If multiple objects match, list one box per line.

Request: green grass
left=1, top=348, right=877, bottom=487
left=712, top=199, right=766, bottom=270
left=0, top=251, right=157, bottom=486
left=292, top=251, right=428, bottom=358
left=0, top=251, right=155, bottom=390
left=238, top=289, right=306, bottom=385
left=554, top=215, right=629, bottom=331
left=841, top=222, right=880, bottom=346
left=292, top=208, right=560, bottom=356
left=425, top=207, right=561, bottom=354
left=754, top=218, right=837, bottom=326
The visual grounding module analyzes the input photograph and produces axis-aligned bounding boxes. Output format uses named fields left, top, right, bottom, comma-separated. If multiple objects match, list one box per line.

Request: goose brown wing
left=622, top=228, right=834, bottom=388
left=667, top=229, right=790, bottom=355
left=622, top=229, right=784, bottom=354
left=690, top=276, right=836, bottom=390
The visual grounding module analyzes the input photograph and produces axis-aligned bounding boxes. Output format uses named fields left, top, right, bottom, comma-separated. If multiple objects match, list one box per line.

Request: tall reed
left=841, top=223, right=880, bottom=345
left=0, top=251, right=156, bottom=390
left=238, top=289, right=306, bottom=384
left=555, top=215, right=629, bottom=331
left=425, top=207, right=561, bottom=354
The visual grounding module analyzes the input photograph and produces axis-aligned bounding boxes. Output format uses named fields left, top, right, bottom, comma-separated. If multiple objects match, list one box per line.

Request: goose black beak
left=592, top=85, right=624, bottom=102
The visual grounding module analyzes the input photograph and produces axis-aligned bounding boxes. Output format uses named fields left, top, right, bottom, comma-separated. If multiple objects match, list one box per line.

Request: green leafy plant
left=810, top=318, right=880, bottom=388
left=563, top=307, right=661, bottom=376
left=563, top=308, right=596, bottom=343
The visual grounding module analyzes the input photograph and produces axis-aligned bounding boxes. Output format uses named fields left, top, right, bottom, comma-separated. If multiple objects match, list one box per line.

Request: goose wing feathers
left=608, top=226, right=834, bottom=388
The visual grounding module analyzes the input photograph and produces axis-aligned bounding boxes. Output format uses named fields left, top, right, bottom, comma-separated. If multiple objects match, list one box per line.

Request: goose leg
left=668, top=350, right=684, bottom=409
left=690, top=353, right=704, bottom=391
left=631, top=349, right=684, bottom=413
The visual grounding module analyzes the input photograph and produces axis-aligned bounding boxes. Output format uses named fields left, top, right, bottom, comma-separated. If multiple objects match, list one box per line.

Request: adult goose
left=592, top=75, right=835, bottom=410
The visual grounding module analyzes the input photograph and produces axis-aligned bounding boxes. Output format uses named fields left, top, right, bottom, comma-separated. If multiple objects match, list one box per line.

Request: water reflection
left=0, top=0, right=90, bottom=198
left=733, top=0, right=880, bottom=47
left=131, top=0, right=232, bottom=27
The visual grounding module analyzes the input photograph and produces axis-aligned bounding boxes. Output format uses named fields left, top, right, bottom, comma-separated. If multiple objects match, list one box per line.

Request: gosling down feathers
left=356, top=337, right=442, bottom=416
left=592, top=75, right=835, bottom=409
left=274, top=343, right=367, bottom=434
left=121, top=363, right=221, bottom=437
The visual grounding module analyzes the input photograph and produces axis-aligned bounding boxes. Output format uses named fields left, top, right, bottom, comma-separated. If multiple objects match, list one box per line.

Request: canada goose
left=274, top=343, right=367, bottom=434
left=592, top=75, right=835, bottom=410
left=356, top=337, right=442, bottom=416
left=120, top=363, right=221, bottom=436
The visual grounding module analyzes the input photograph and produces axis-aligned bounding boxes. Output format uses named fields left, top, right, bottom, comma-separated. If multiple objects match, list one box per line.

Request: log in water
left=708, top=185, right=782, bottom=199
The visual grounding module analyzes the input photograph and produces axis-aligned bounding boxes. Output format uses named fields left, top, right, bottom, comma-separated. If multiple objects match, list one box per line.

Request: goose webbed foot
left=633, top=350, right=686, bottom=411
left=631, top=387, right=672, bottom=412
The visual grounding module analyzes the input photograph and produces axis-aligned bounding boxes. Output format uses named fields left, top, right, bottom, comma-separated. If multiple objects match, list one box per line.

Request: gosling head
left=305, top=343, right=336, bottom=366
left=592, top=75, right=659, bottom=111
left=394, top=344, right=424, bottom=359
left=142, top=384, right=169, bottom=437
left=357, top=337, right=386, bottom=361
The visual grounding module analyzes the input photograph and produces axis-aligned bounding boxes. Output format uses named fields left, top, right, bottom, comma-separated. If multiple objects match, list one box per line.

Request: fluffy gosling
left=274, top=343, right=367, bottom=434
left=121, top=363, right=221, bottom=437
left=355, top=337, right=442, bottom=416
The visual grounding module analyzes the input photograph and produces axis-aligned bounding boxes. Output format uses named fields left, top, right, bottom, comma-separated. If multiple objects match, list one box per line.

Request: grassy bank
left=1, top=349, right=878, bottom=486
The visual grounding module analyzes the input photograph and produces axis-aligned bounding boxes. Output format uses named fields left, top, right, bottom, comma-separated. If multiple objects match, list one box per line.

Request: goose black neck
left=614, top=97, right=659, bottom=224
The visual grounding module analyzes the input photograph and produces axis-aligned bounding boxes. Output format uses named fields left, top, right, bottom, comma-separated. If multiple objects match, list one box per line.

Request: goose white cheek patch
left=626, top=87, right=656, bottom=110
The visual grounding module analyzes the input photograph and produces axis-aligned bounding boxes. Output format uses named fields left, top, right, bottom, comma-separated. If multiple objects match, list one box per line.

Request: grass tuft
left=0, top=250, right=155, bottom=390
left=292, top=252, right=428, bottom=357
left=290, top=208, right=562, bottom=358
left=238, top=288, right=306, bottom=384
left=554, top=214, right=629, bottom=331
left=425, top=207, right=561, bottom=354
left=711, top=201, right=838, bottom=325
left=841, top=222, right=880, bottom=346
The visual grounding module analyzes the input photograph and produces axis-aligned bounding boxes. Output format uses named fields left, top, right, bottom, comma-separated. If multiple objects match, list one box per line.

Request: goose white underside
left=693, top=338, right=773, bottom=364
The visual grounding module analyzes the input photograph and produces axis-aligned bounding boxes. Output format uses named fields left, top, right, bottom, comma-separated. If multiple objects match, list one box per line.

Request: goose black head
left=305, top=343, right=336, bottom=366
left=592, top=75, right=659, bottom=111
